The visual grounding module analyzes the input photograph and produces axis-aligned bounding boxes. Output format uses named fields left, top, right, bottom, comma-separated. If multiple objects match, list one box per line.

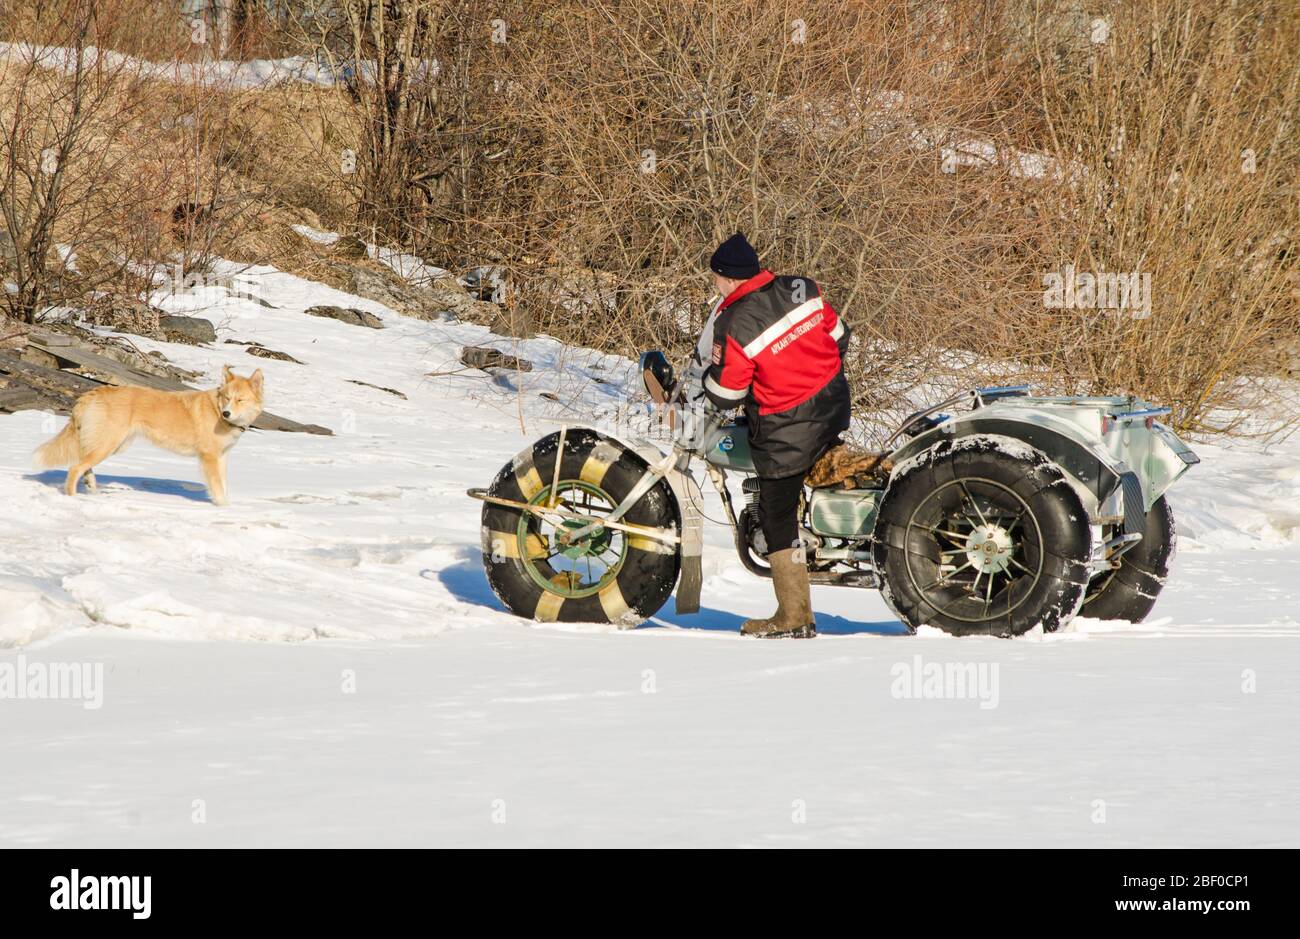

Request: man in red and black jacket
left=701, top=233, right=852, bottom=638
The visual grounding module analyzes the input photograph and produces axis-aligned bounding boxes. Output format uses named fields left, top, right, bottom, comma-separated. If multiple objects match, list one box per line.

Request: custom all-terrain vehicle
left=469, top=351, right=1199, bottom=636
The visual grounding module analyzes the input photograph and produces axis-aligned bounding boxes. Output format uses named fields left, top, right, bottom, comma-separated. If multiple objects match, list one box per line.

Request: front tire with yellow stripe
left=480, top=429, right=681, bottom=626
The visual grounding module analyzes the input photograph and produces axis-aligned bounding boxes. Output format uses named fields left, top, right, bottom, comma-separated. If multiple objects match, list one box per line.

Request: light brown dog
left=33, top=367, right=264, bottom=505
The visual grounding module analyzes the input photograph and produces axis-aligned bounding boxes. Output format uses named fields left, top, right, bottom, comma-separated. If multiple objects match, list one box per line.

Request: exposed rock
left=228, top=288, right=278, bottom=309
left=0, top=347, right=95, bottom=415
left=160, top=314, right=217, bottom=345
left=247, top=345, right=300, bottom=362
left=1, top=329, right=331, bottom=434
left=304, top=304, right=384, bottom=329
left=324, top=259, right=502, bottom=326
left=225, top=339, right=303, bottom=363
left=461, top=266, right=506, bottom=301
left=76, top=297, right=213, bottom=350
left=80, top=295, right=165, bottom=339
left=460, top=345, right=532, bottom=372
left=309, top=255, right=534, bottom=336
left=20, top=345, right=60, bottom=369
left=330, top=234, right=369, bottom=259
left=0, top=314, right=29, bottom=352
left=36, top=320, right=199, bottom=383
left=344, top=264, right=448, bottom=319
left=339, top=264, right=420, bottom=316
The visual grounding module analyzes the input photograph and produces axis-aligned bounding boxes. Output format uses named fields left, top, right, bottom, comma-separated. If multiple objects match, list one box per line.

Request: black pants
left=758, top=473, right=806, bottom=556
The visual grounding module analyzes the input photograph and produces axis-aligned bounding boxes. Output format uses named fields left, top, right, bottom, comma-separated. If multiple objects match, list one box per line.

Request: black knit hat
left=709, top=232, right=761, bottom=280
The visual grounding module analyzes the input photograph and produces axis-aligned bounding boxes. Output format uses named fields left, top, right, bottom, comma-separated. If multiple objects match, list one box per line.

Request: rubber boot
left=741, top=547, right=816, bottom=638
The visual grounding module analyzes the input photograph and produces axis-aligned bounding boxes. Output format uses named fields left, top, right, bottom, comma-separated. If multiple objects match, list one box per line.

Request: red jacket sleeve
left=822, top=296, right=850, bottom=356
left=703, top=331, right=753, bottom=408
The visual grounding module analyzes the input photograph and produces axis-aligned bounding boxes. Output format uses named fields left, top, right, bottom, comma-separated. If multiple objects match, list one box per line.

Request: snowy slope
left=1, top=260, right=1297, bottom=846
left=0, top=260, right=637, bottom=645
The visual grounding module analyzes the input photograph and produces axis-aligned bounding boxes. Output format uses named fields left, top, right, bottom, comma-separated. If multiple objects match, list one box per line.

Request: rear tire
left=481, top=429, right=681, bottom=626
left=1081, top=495, right=1175, bottom=622
left=873, top=435, right=1092, bottom=637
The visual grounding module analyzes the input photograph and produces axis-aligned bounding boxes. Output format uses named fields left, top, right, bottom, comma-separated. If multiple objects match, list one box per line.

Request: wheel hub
left=517, top=478, right=628, bottom=600
left=903, top=476, right=1045, bottom=624
left=555, top=519, right=611, bottom=559
left=964, top=524, right=1015, bottom=574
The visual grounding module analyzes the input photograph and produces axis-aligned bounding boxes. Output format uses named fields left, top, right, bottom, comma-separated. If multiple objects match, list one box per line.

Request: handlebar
left=672, top=400, right=728, bottom=458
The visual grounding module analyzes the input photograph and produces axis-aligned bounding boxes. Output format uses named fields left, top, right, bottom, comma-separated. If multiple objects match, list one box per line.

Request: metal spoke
left=960, top=480, right=988, bottom=526
left=1008, top=555, right=1033, bottom=575
left=933, top=528, right=971, bottom=541
left=920, top=559, right=973, bottom=589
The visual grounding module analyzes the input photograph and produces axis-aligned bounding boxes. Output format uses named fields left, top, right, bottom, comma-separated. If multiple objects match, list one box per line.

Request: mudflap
left=661, top=462, right=704, bottom=614
left=676, top=556, right=703, bottom=614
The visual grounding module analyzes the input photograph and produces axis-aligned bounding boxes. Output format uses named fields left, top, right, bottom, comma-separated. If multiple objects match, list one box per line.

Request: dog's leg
left=84, top=469, right=99, bottom=494
left=216, top=453, right=230, bottom=505
left=65, top=444, right=114, bottom=497
left=200, top=453, right=229, bottom=506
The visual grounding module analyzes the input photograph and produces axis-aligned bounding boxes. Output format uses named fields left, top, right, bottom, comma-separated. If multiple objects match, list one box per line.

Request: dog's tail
left=33, top=417, right=81, bottom=469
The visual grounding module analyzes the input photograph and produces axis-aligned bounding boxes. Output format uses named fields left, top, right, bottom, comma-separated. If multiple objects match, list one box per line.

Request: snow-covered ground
left=1, top=261, right=1297, bottom=846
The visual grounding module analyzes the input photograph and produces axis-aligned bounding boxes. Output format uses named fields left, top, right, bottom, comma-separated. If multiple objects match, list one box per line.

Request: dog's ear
left=222, top=365, right=235, bottom=384
left=249, top=368, right=264, bottom=393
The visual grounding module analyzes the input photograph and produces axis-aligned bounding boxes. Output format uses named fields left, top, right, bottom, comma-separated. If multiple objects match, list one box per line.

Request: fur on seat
left=805, top=445, right=893, bottom=489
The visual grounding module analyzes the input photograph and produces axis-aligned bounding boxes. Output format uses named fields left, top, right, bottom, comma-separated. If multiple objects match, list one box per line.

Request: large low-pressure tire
left=480, top=429, right=681, bottom=626
left=873, top=435, right=1093, bottom=637
left=1080, top=495, right=1176, bottom=622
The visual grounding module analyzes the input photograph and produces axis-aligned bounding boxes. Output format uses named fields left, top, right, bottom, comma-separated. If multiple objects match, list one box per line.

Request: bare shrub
left=455, top=0, right=1295, bottom=439
left=1, top=0, right=1293, bottom=440
left=1009, top=0, right=1299, bottom=437
left=422, top=1, right=1052, bottom=440
left=0, top=0, right=297, bottom=321
left=289, top=0, right=467, bottom=246
left=0, top=2, right=179, bottom=322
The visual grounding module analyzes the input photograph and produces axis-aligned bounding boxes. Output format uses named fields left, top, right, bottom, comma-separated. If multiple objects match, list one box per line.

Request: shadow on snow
left=432, top=550, right=907, bottom=637
left=26, top=471, right=214, bottom=503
